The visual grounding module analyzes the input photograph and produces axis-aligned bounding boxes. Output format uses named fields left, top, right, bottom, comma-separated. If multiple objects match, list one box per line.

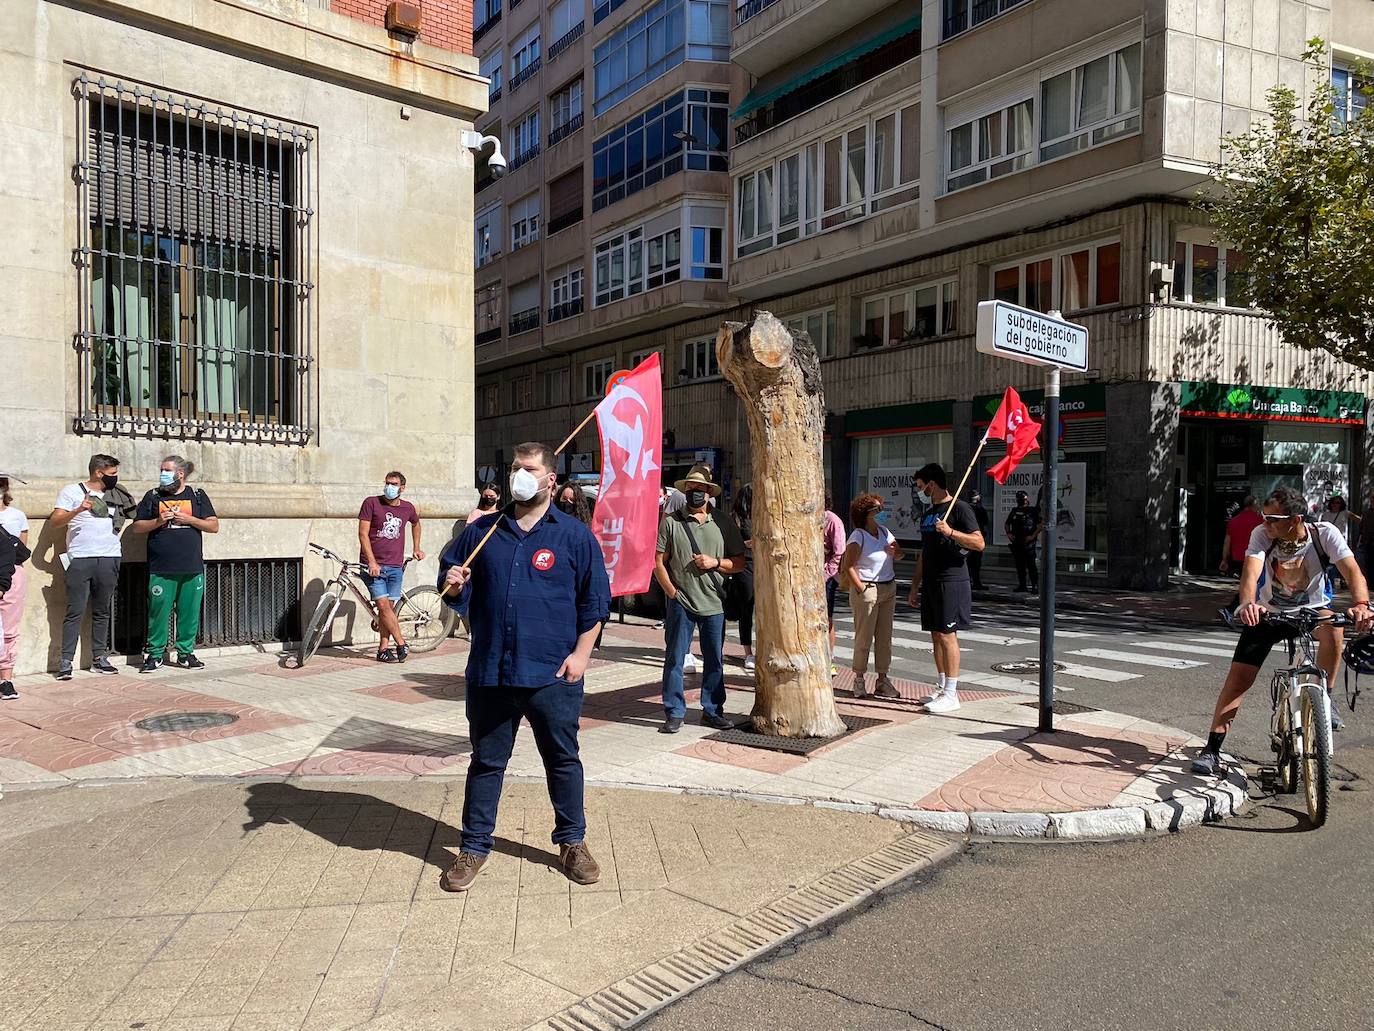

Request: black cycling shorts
left=826, top=576, right=838, bottom=624
left=921, top=578, right=972, bottom=634
left=1232, top=623, right=1297, bottom=667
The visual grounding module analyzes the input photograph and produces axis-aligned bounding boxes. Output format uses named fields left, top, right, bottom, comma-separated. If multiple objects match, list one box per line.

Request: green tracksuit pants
left=146, top=572, right=204, bottom=658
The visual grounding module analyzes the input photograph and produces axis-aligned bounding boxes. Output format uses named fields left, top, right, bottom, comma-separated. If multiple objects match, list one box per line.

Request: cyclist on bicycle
left=1192, top=486, right=1373, bottom=775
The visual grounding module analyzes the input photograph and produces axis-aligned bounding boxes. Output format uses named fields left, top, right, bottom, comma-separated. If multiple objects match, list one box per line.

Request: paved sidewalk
left=0, top=620, right=1243, bottom=837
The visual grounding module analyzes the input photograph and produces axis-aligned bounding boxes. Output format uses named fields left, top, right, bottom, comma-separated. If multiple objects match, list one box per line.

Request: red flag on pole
left=986, top=387, right=1043, bottom=484
left=593, top=355, right=663, bottom=596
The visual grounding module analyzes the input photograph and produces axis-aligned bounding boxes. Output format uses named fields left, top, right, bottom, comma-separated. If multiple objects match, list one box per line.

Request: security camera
left=461, top=130, right=507, bottom=177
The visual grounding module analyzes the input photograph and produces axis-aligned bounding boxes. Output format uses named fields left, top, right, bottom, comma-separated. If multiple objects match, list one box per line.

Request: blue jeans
left=461, top=680, right=586, bottom=856
left=661, top=598, right=726, bottom=719
left=362, top=564, right=404, bottom=602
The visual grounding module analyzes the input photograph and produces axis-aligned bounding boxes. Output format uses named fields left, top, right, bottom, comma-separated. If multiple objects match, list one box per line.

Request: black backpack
left=0, top=525, right=30, bottom=566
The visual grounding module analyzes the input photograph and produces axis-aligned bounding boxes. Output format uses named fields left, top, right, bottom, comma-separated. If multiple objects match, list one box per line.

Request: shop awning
left=732, top=14, right=922, bottom=120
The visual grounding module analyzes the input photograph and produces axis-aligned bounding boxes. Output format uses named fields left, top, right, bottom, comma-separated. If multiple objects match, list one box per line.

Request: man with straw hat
left=653, top=464, right=747, bottom=734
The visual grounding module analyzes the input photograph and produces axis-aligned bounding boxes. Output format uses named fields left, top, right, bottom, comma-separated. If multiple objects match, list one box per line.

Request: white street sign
left=976, top=300, right=1089, bottom=372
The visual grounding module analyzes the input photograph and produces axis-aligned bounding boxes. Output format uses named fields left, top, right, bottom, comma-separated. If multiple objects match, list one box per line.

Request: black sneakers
left=140, top=655, right=163, bottom=674
left=92, top=656, right=119, bottom=676
left=701, top=712, right=735, bottom=730
left=395, top=643, right=410, bottom=663
left=660, top=716, right=684, bottom=734
left=1190, top=750, right=1226, bottom=776
left=56, top=662, right=73, bottom=681
left=0, top=681, right=17, bottom=700
left=376, top=648, right=398, bottom=663
left=171, top=653, right=205, bottom=669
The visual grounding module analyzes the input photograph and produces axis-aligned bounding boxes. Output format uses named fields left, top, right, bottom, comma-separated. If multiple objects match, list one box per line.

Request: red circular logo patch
left=532, top=548, right=556, bottom=572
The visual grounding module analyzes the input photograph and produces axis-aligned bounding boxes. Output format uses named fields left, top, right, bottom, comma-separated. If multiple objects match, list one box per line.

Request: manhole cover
left=703, top=714, right=890, bottom=756
left=991, top=659, right=1066, bottom=674
left=1019, top=699, right=1101, bottom=715
left=134, top=712, right=239, bottom=733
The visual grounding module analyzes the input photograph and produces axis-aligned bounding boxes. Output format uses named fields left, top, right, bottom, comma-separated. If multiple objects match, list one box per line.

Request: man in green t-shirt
left=653, top=467, right=747, bottom=734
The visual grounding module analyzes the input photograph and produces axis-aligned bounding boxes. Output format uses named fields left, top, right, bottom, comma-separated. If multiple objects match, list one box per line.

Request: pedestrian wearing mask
left=50, top=454, right=135, bottom=679
left=653, top=467, right=747, bottom=733
left=1005, top=490, right=1042, bottom=593
left=358, top=471, right=423, bottom=663
left=436, top=443, right=610, bottom=892
left=908, top=464, right=983, bottom=714
left=130, top=457, right=219, bottom=672
left=554, top=482, right=593, bottom=524
left=0, top=472, right=31, bottom=698
left=841, top=493, right=903, bottom=698
left=467, top=481, right=501, bottom=525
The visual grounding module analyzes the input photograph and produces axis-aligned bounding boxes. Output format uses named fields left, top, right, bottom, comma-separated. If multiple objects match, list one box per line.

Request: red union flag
left=986, top=386, right=1043, bottom=484
left=594, top=355, right=663, bottom=596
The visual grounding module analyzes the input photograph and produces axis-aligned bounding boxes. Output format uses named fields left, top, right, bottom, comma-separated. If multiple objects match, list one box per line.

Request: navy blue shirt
left=438, top=504, right=611, bottom=688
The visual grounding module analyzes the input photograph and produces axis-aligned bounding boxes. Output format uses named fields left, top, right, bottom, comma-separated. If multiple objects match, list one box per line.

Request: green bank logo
left=1225, top=388, right=1251, bottom=408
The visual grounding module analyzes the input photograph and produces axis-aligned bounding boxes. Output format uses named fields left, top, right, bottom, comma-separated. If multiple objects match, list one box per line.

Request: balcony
left=508, top=143, right=541, bottom=172
left=476, top=326, right=502, bottom=346
left=548, top=112, right=583, bottom=149
left=488, top=85, right=502, bottom=104
left=509, top=307, right=540, bottom=336
left=734, top=18, right=920, bottom=144
left=732, top=0, right=906, bottom=78
left=510, top=57, right=542, bottom=94
left=548, top=297, right=584, bottom=323
left=473, top=11, right=501, bottom=44
left=547, top=206, right=584, bottom=236
left=549, top=21, right=585, bottom=63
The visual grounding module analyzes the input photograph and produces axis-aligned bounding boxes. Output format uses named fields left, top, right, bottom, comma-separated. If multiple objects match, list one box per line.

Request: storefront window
left=850, top=431, right=954, bottom=538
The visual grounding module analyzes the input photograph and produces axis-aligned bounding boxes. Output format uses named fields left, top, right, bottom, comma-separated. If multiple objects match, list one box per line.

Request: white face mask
left=510, top=468, right=543, bottom=503
left=916, top=490, right=931, bottom=506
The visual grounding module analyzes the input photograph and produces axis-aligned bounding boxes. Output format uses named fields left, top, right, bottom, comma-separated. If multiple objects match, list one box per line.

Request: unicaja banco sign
left=1180, top=382, right=1366, bottom=425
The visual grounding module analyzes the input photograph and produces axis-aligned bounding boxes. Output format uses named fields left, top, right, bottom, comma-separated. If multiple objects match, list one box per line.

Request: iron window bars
left=73, top=73, right=316, bottom=445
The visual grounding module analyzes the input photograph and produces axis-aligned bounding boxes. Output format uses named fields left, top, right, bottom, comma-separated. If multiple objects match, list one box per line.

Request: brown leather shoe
left=559, top=841, right=600, bottom=885
left=440, top=851, right=486, bottom=892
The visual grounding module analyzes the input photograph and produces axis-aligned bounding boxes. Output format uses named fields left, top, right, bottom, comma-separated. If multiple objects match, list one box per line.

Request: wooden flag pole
left=555, top=406, right=598, bottom=455
left=439, top=517, right=503, bottom=596
left=944, top=431, right=990, bottom=520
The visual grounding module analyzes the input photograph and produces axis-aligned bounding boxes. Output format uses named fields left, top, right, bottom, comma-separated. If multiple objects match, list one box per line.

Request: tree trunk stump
left=718, top=311, right=846, bottom=739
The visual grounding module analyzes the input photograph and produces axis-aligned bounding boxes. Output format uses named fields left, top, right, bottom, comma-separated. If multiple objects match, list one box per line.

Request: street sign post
left=975, top=301, right=1089, bottom=733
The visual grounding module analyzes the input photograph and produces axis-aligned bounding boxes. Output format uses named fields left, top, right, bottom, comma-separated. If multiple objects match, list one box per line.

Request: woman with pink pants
left=0, top=472, right=30, bottom=699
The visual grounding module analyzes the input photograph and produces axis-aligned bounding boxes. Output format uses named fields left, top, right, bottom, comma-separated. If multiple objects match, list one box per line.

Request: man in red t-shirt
left=1219, top=495, right=1263, bottom=575
left=358, top=471, right=423, bottom=661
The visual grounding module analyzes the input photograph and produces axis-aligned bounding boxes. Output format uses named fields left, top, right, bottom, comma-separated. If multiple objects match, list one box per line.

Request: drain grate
left=702, top=714, right=889, bottom=755
left=134, top=712, right=239, bottom=733
left=991, top=659, right=1066, bottom=674
left=1019, top=699, right=1101, bottom=716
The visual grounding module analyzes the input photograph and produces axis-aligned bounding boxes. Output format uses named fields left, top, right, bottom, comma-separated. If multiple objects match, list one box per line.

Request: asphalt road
left=649, top=600, right=1374, bottom=1031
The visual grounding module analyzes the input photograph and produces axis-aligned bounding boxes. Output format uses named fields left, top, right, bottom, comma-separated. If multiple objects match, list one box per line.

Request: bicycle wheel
left=397, top=585, right=455, bottom=653
left=1299, top=682, right=1333, bottom=827
left=1275, top=693, right=1299, bottom=794
left=299, top=589, right=343, bottom=667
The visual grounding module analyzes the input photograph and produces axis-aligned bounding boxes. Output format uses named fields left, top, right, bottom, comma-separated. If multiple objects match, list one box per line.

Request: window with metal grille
left=73, top=74, right=316, bottom=445
left=112, top=558, right=303, bottom=653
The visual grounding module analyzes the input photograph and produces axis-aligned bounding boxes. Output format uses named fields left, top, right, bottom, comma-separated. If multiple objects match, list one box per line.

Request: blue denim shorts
left=362, top=565, right=404, bottom=602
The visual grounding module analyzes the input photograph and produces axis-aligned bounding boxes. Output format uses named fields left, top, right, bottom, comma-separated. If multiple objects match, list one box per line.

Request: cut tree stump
left=718, top=311, right=846, bottom=739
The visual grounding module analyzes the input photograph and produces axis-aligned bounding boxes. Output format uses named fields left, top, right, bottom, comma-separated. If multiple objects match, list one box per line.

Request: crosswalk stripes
left=1116, top=640, right=1238, bottom=659
left=1065, top=647, right=1207, bottom=670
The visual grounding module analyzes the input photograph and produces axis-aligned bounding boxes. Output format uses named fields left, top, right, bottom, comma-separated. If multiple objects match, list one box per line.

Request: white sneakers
left=682, top=653, right=699, bottom=674
left=743, top=654, right=756, bottom=672
left=922, top=688, right=961, bottom=714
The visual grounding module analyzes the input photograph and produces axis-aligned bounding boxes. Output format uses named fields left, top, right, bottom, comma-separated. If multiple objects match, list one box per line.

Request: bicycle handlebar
left=308, top=542, right=417, bottom=573
left=1219, top=606, right=1352, bottom=631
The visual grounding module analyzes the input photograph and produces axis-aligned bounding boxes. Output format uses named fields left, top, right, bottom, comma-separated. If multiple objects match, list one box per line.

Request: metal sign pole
left=1039, top=362, right=1060, bottom=733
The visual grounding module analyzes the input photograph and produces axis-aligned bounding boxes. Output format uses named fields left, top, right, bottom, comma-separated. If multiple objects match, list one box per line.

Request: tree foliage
left=1204, top=41, right=1374, bottom=368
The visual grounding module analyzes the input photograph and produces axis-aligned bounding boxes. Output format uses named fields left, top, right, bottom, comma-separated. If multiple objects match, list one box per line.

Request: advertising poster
left=991, top=462, right=1087, bottom=551
left=866, top=467, right=925, bottom=539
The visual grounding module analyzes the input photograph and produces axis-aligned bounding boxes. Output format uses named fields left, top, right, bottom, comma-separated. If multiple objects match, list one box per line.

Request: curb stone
left=1049, top=807, right=1147, bottom=839
left=970, top=811, right=1052, bottom=837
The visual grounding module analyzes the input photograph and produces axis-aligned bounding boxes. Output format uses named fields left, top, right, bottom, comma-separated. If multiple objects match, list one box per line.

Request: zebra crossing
left=818, top=601, right=1241, bottom=694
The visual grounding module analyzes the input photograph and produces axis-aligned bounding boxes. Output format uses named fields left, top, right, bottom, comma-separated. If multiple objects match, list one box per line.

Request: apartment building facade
left=2, top=0, right=486, bottom=673
left=473, top=0, right=1374, bottom=589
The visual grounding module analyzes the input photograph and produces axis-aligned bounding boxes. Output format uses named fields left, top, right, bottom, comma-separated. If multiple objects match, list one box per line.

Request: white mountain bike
left=298, top=542, right=455, bottom=666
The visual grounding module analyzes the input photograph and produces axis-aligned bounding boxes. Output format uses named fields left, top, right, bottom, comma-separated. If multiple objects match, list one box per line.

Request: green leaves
left=1205, top=41, right=1374, bottom=368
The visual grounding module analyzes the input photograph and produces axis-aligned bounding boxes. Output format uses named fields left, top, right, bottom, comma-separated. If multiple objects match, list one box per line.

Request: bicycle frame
left=1267, top=618, right=1338, bottom=761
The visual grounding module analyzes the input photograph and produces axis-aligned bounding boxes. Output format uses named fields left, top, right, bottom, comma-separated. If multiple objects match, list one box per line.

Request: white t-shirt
left=0, top=506, right=27, bottom=538
left=1248, top=520, right=1352, bottom=612
left=846, top=526, right=896, bottom=584
left=1319, top=509, right=1353, bottom=545
left=54, top=483, right=123, bottom=559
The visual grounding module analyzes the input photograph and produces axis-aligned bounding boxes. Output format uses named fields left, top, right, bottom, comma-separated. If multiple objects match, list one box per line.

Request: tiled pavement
left=0, top=620, right=1230, bottom=827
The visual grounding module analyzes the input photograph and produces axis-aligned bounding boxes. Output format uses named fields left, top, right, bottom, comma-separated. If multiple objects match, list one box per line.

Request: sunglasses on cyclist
left=1263, top=513, right=1299, bottom=522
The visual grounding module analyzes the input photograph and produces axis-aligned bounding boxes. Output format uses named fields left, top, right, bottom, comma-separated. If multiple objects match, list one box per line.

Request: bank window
left=481, top=49, right=503, bottom=99
left=859, top=279, right=959, bottom=349
left=76, top=76, right=314, bottom=444
left=680, top=336, right=719, bottom=381
left=593, top=88, right=728, bottom=213
left=475, top=204, right=501, bottom=267
left=992, top=239, right=1121, bottom=313
left=1040, top=42, right=1142, bottom=161
left=786, top=307, right=837, bottom=359
left=478, top=382, right=500, bottom=417
left=946, top=98, right=1034, bottom=193
left=593, top=0, right=729, bottom=118
left=510, top=109, right=540, bottom=163
left=1173, top=231, right=1250, bottom=308
left=509, top=192, right=539, bottom=251
left=542, top=367, right=570, bottom=406
left=584, top=358, right=614, bottom=398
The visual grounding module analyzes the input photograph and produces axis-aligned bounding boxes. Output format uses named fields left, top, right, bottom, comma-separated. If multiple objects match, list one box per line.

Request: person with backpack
left=1004, top=489, right=1042, bottom=593
left=653, top=467, right=747, bottom=734
left=0, top=472, right=31, bottom=699
left=130, top=456, right=219, bottom=673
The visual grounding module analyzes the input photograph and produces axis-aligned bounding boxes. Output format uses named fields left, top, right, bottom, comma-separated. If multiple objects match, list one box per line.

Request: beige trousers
left=848, top=580, right=895, bottom=677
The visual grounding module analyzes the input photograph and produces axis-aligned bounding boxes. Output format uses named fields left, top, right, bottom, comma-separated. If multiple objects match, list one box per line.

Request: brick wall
left=331, top=0, right=473, bottom=55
